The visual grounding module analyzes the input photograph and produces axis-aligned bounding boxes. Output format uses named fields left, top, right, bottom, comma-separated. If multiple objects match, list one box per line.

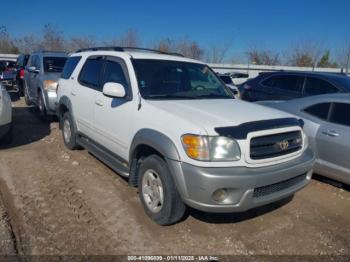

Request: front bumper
left=168, top=148, right=315, bottom=213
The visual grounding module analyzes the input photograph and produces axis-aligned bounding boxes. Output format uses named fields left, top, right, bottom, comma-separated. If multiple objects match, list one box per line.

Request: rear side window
left=44, top=57, right=67, bottom=73
left=329, top=103, right=350, bottom=126
left=262, top=75, right=304, bottom=92
left=303, top=103, right=331, bottom=120
left=304, top=77, right=339, bottom=95
left=78, top=58, right=104, bottom=89
left=61, top=56, right=81, bottom=79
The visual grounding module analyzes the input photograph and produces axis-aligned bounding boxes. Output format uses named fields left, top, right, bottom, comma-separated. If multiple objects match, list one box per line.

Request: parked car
left=230, top=72, right=250, bottom=85
left=258, top=94, right=350, bottom=185
left=241, top=71, right=350, bottom=101
left=15, top=54, right=30, bottom=96
left=24, top=51, right=68, bottom=119
left=0, top=60, right=17, bottom=90
left=0, top=84, right=12, bottom=143
left=217, top=73, right=241, bottom=99
left=57, top=47, right=314, bottom=225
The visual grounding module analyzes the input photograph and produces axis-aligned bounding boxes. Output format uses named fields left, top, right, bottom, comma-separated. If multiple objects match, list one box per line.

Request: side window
left=304, top=77, right=339, bottom=95
left=271, top=75, right=304, bottom=92
left=261, top=75, right=275, bottom=87
left=78, top=58, right=104, bottom=90
left=61, top=56, right=81, bottom=79
left=101, top=60, right=128, bottom=88
left=329, top=103, right=350, bottom=127
left=303, top=103, right=331, bottom=120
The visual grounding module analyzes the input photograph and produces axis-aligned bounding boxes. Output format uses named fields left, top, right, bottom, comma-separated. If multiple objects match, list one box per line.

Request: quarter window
left=304, top=77, right=339, bottom=95
left=329, top=103, right=350, bottom=127
left=303, top=103, right=331, bottom=120
left=78, top=58, right=104, bottom=89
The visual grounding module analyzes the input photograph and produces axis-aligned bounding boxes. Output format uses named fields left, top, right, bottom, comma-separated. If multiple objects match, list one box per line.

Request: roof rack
left=75, top=46, right=185, bottom=57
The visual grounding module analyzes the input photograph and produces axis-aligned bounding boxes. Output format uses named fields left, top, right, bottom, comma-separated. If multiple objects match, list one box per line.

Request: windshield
left=44, top=57, right=67, bottom=73
left=133, top=59, right=233, bottom=100
left=330, top=75, right=350, bottom=91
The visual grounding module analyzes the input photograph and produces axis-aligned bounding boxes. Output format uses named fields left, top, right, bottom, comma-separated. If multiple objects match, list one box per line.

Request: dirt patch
left=0, top=98, right=349, bottom=255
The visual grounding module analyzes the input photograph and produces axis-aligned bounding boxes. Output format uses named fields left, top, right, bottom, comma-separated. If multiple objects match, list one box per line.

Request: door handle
left=322, top=130, right=339, bottom=137
left=95, top=100, right=104, bottom=106
left=71, top=91, right=77, bottom=96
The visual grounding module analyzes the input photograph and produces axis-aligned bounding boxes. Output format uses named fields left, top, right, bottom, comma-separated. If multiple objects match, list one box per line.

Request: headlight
left=44, top=80, right=58, bottom=91
left=181, top=134, right=241, bottom=161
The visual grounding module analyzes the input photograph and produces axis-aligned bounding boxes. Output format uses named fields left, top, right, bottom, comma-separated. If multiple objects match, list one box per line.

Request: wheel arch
left=128, top=129, right=181, bottom=187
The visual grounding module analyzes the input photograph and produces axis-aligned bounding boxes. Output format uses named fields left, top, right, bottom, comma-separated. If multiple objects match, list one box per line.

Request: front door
left=92, top=56, right=135, bottom=161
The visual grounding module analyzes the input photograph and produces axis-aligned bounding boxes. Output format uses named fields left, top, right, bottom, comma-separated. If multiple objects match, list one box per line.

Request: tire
left=0, top=124, right=13, bottom=145
left=138, top=155, right=186, bottom=225
left=62, top=112, right=79, bottom=150
left=24, top=84, right=31, bottom=105
left=37, top=92, right=49, bottom=121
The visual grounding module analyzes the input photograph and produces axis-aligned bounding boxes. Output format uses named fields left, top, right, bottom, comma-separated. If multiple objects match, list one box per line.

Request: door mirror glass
left=28, top=66, right=39, bottom=73
left=102, top=82, right=126, bottom=98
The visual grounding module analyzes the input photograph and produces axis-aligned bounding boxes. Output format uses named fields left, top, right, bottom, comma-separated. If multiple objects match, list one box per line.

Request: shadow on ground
left=0, top=103, right=53, bottom=149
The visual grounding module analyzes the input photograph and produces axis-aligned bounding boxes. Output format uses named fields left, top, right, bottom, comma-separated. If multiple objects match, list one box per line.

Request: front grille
left=253, top=174, right=306, bottom=198
left=250, top=131, right=302, bottom=160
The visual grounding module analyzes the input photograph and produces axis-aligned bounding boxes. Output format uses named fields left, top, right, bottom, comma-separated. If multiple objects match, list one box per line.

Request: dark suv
left=241, top=71, right=350, bottom=101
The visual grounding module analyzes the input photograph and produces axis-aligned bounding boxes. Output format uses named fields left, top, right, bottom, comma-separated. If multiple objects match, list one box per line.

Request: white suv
left=0, top=85, right=12, bottom=143
left=57, top=47, right=315, bottom=225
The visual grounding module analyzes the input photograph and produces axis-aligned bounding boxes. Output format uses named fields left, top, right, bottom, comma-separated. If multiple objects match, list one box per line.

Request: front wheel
left=62, top=112, right=79, bottom=150
left=23, top=83, right=31, bottom=105
left=138, top=155, right=186, bottom=225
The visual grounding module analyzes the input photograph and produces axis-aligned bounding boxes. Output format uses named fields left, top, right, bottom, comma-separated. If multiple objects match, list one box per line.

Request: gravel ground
left=0, top=97, right=349, bottom=256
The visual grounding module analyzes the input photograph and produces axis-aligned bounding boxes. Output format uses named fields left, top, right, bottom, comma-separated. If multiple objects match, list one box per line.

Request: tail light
left=19, top=69, right=25, bottom=79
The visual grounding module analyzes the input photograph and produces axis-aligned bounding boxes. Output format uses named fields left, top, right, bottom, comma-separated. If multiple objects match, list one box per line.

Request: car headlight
left=302, top=131, right=309, bottom=149
left=181, top=134, right=241, bottom=161
left=44, top=80, right=58, bottom=91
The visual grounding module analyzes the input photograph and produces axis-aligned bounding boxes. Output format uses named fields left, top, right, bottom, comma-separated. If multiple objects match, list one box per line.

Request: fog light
left=212, top=188, right=228, bottom=202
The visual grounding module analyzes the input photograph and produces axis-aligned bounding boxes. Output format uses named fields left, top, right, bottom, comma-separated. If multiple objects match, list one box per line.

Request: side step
left=77, top=135, right=130, bottom=177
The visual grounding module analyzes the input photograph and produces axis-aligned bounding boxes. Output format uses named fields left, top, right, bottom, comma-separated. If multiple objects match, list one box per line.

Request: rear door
left=316, top=102, right=350, bottom=177
left=92, top=56, right=134, bottom=160
left=74, top=56, right=104, bottom=138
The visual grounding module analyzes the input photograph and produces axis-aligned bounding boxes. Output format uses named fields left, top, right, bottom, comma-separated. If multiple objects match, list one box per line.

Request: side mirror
left=102, top=82, right=126, bottom=98
left=28, top=66, right=39, bottom=73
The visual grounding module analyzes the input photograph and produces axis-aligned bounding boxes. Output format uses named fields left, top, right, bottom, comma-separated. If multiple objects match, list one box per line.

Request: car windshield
left=219, top=75, right=233, bottom=84
left=133, top=59, right=233, bottom=100
left=44, top=57, right=67, bottom=73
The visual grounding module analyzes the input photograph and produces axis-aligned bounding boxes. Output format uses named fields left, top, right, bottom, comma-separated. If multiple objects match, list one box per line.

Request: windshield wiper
left=144, top=94, right=196, bottom=99
left=195, top=93, right=232, bottom=99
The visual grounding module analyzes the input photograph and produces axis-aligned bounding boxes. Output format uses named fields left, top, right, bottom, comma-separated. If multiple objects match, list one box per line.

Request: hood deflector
left=215, top=118, right=304, bottom=139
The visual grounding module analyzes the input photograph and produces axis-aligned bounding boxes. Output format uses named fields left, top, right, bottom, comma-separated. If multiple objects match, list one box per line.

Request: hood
left=146, top=99, right=294, bottom=135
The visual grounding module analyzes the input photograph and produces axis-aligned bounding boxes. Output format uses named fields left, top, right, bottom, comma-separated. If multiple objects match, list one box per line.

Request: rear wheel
left=138, top=155, right=186, bottom=225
